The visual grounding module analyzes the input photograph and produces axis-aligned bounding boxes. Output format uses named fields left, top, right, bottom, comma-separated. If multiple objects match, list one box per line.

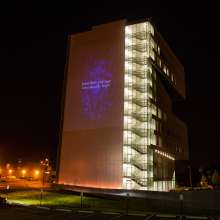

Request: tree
left=211, top=169, right=220, bottom=186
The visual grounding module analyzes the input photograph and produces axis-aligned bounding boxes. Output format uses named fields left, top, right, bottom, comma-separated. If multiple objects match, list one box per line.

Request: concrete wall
left=58, top=20, right=125, bottom=189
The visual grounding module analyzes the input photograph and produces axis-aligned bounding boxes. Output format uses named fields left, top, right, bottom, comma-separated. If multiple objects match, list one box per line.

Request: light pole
left=188, top=165, right=192, bottom=188
left=179, top=194, right=184, bottom=215
left=40, top=172, right=44, bottom=206
left=80, top=191, right=83, bottom=209
left=40, top=188, right=43, bottom=206
left=40, top=160, right=46, bottom=206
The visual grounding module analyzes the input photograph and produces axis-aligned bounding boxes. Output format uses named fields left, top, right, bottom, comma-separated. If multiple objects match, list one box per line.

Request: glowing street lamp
left=21, top=169, right=26, bottom=176
left=8, top=169, right=12, bottom=175
left=35, top=170, right=39, bottom=176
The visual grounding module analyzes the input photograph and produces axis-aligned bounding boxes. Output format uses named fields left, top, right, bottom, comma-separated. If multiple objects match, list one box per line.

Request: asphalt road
left=0, top=178, right=50, bottom=190
left=0, top=205, right=212, bottom=220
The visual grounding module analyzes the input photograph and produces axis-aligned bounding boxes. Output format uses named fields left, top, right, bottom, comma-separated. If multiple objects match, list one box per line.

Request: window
left=157, top=46, right=160, bottom=54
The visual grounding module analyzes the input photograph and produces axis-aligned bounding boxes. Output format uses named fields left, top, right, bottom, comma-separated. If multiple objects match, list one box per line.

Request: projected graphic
left=81, top=59, right=113, bottom=120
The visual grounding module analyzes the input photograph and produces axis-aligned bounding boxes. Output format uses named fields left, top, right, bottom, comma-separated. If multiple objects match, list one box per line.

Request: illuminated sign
left=82, top=80, right=111, bottom=90
left=81, top=59, right=112, bottom=120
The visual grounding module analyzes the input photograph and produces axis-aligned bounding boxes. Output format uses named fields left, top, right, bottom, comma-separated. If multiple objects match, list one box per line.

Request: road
left=0, top=205, right=212, bottom=220
left=0, top=178, right=50, bottom=190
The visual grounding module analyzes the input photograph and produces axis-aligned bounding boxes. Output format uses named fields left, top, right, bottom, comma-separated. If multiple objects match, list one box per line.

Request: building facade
left=58, top=19, right=188, bottom=191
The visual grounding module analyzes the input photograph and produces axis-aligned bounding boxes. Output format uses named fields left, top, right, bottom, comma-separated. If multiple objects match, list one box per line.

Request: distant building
left=58, top=19, right=188, bottom=191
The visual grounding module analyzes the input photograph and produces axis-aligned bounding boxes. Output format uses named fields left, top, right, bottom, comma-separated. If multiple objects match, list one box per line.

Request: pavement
left=0, top=205, right=214, bottom=220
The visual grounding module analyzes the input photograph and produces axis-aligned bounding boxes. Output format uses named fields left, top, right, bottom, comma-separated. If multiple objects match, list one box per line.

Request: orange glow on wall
left=58, top=20, right=125, bottom=189
left=58, top=180, right=122, bottom=190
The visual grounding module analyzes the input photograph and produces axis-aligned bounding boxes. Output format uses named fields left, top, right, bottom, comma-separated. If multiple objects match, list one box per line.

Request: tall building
left=58, top=19, right=188, bottom=191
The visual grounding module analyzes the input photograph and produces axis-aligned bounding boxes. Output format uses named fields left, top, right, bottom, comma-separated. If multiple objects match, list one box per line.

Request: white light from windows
left=155, top=149, right=175, bottom=160
left=125, top=26, right=132, bottom=35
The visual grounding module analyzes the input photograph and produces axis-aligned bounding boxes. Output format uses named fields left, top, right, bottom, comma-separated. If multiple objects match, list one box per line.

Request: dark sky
left=0, top=1, right=219, bottom=168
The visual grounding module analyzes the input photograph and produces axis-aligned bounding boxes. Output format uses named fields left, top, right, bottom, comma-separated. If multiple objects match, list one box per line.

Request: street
left=0, top=178, right=50, bottom=190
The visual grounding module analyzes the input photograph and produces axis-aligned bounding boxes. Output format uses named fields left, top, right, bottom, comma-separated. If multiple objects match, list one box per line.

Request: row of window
left=155, top=47, right=176, bottom=85
left=125, top=22, right=154, bottom=36
left=123, top=163, right=153, bottom=178
left=155, top=149, right=175, bottom=161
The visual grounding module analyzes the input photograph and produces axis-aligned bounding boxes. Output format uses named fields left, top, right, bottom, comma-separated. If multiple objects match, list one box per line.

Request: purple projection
left=81, top=59, right=113, bottom=121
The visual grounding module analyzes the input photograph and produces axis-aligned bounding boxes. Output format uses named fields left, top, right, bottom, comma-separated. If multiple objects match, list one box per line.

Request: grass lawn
left=6, top=190, right=81, bottom=207
left=4, top=190, right=126, bottom=212
left=2, top=190, right=220, bottom=216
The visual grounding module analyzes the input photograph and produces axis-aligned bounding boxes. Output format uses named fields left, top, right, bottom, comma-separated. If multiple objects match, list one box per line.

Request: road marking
left=78, top=210, right=95, bottom=214
left=186, top=216, right=208, bottom=219
left=102, top=211, right=120, bottom=215
left=55, top=208, right=72, bottom=212
left=156, top=214, right=177, bottom=218
left=36, top=206, right=50, bottom=210
left=128, top=213, right=146, bottom=216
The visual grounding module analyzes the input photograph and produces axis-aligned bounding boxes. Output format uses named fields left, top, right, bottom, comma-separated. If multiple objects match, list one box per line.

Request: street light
left=8, top=169, right=12, bottom=175
left=35, top=170, right=39, bottom=178
left=21, top=169, right=26, bottom=176
left=39, top=158, right=49, bottom=206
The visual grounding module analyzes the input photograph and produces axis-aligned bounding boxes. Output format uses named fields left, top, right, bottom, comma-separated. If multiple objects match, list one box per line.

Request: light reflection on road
left=0, top=178, right=50, bottom=190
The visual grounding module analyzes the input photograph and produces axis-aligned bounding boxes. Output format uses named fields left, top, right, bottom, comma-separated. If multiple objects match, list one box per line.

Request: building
left=57, top=19, right=188, bottom=191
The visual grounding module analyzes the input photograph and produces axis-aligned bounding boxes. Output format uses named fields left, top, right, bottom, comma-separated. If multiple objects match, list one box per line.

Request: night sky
left=0, top=2, right=219, bottom=169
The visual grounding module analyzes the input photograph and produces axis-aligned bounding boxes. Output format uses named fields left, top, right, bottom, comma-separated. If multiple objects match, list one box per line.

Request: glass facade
left=123, top=21, right=176, bottom=191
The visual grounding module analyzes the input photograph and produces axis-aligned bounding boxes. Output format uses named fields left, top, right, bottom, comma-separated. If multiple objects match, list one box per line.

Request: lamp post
left=40, top=171, right=44, bottom=206
left=80, top=191, right=83, bottom=209
left=40, top=160, right=46, bottom=206
left=188, top=165, right=192, bottom=188
left=179, top=193, right=184, bottom=215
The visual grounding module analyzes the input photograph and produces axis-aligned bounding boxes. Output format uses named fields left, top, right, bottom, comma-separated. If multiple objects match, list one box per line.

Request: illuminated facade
left=58, top=19, right=188, bottom=191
